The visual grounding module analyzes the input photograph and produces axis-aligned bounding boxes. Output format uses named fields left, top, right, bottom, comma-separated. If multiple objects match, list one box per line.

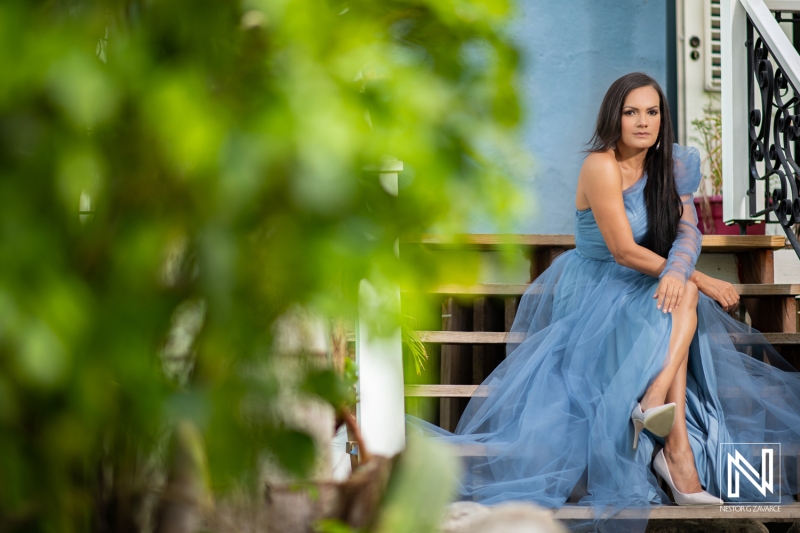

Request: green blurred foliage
left=373, top=435, right=459, bottom=533
left=0, top=0, right=526, bottom=530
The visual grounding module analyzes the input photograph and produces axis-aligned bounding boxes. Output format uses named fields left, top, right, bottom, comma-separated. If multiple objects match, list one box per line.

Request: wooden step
left=405, top=383, right=795, bottom=398
left=404, top=283, right=800, bottom=297
left=410, top=331, right=800, bottom=345
left=450, top=441, right=800, bottom=463
left=350, top=331, right=800, bottom=344
left=551, top=502, right=800, bottom=520
left=447, top=441, right=800, bottom=514
left=402, top=233, right=789, bottom=252
left=406, top=384, right=490, bottom=397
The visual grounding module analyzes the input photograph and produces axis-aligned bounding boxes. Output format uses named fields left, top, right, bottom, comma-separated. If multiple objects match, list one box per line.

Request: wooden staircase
left=398, top=234, right=800, bottom=520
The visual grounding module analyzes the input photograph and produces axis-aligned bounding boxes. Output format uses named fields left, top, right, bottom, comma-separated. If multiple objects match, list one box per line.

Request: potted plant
left=690, top=99, right=765, bottom=235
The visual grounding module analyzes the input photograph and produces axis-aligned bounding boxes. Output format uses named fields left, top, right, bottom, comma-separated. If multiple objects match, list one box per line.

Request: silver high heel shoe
left=653, top=449, right=724, bottom=505
left=630, top=402, right=676, bottom=449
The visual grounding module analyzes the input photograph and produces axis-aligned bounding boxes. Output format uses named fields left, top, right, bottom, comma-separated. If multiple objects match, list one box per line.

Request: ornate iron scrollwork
left=746, top=15, right=800, bottom=258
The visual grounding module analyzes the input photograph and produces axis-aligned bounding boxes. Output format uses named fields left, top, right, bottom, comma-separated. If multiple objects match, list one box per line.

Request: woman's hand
left=694, top=272, right=739, bottom=312
left=653, top=275, right=685, bottom=313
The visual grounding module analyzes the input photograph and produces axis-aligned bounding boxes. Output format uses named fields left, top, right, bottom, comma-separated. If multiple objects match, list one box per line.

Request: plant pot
left=693, top=195, right=766, bottom=235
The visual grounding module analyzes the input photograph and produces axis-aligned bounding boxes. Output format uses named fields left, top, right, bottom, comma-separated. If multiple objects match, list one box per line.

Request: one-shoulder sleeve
left=659, top=144, right=703, bottom=284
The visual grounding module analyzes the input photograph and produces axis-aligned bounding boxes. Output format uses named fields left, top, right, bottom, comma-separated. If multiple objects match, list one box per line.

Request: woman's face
left=618, top=85, right=661, bottom=151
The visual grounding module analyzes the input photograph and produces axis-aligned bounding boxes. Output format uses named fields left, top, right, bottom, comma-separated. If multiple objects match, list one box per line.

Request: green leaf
left=266, top=428, right=316, bottom=477
left=402, top=322, right=428, bottom=376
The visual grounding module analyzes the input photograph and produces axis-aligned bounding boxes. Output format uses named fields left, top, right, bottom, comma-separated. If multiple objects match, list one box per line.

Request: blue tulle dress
left=406, top=144, right=800, bottom=533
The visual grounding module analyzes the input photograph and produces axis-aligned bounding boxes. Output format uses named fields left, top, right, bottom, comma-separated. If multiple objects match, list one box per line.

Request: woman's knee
left=683, top=279, right=699, bottom=305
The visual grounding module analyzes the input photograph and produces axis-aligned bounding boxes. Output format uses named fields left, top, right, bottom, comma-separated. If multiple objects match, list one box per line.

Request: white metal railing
left=723, top=0, right=800, bottom=254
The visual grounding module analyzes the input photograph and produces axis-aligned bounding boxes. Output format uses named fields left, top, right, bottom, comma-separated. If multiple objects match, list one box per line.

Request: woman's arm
left=690, top=270, right=741, bottom=312
left=580, top=152, right=670, bottom=277
left=580, top=152, right=686, bottom=312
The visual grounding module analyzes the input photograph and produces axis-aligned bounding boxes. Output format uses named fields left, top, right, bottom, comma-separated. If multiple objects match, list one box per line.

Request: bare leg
left=639, top=280, right=699, bottom=412
left=639, top=280, right=704, bottom=494
left=662, top=354, right=703, bottom=493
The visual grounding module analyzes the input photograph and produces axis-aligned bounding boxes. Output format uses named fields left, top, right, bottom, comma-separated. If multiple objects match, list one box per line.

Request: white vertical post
left=354, top=156, right=406, bottom=458
left=722, top=0, right=754, bottom=225
left=355, top=279, right=406, bottom=457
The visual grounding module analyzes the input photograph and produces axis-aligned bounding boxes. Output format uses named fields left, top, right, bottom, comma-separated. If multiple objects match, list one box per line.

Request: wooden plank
left=729, top=331, right=800, bottom=343
left=351, top=331, right=793, bottom=344
left=401, top=234, right=575, bottom=249
left=737, top=284, right=800, bottom=296
left=405, top=384, right=485, bottom=397
left=551, top=503, right=800, bottom=520
left=401, top=233, right=787, bottom=252
left=702, top=234, right=787, bottom=251
left=450, top=441, right=800, bottom=458
left=418, top=331, right=526, bottom=344
left=450, top=443, right=490, bottom=457
left=349, top=330, right=800, bottom=344
left=406, top=383, right=795, bottom=398
left=407, top=283, right=800, bottom=297
left=409, top=284, right=531, bottom=296
left=413, top=330, right=800, bottom=345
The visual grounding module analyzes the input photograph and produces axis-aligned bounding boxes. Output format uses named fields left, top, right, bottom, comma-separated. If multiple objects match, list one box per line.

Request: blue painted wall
left=473, top=0, right=668, bottom=234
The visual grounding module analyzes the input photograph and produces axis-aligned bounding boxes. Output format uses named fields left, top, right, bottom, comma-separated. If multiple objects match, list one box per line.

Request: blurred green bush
left=0, top=0, right=526, bottom=530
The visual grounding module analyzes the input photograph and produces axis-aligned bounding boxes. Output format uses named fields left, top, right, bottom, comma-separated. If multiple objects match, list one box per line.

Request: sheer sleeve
left=658, top=144, right=703, bottom=284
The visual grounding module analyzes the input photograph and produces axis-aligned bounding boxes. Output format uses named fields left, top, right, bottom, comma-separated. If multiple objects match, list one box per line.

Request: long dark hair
left=587, top=72, right=681, bottom=259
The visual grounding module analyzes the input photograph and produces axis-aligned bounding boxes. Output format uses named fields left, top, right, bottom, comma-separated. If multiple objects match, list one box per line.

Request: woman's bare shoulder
left=581, top=149, right=617, bottom=171
left=579, top=150, right=621, bottom=187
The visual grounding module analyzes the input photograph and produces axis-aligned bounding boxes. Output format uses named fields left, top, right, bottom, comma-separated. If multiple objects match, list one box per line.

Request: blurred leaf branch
left=402, top=321, right=428, bottom=376
left=0, top=0, right=525, bottom=531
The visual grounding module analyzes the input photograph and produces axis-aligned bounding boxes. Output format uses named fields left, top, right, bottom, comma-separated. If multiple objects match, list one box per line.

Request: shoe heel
left=632, top=419, right=644, bottom=449
left=644, top=404, right=676, bottom=437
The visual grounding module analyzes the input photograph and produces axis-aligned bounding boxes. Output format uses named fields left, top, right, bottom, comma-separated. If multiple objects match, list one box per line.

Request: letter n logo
left=719, top=442, right=781, bottom=504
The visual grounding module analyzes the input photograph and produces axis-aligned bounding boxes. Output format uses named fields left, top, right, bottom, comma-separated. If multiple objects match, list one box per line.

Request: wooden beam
left=349, top=331, right=800, bottom=344
left=419, top=331, right=525, bottom=344
left=552, top=503, right=800, bottom=520
left=472, top=297, right=505, bottom=384
left=401, top=234, right=575, bottom=249
left=412, top=330, right=800, bottom=345
left=401, top=233, right=787, bottom=251
left=405, top=384, right=486, bottom=397
left=439, top=298, right=471, bottom=432
left=405, top=283, right=800, bottom=297
left=407, top=383, right=795, bottom=399
left=701, top=234, right=787, bottom=251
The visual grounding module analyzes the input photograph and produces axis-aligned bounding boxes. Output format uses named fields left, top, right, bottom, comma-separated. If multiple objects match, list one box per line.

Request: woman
left=406, top=72, right=800, bottom=532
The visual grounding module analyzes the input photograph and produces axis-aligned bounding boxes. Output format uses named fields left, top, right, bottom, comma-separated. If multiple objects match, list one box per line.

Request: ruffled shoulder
left=672, top=143, right=702, bottom=196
